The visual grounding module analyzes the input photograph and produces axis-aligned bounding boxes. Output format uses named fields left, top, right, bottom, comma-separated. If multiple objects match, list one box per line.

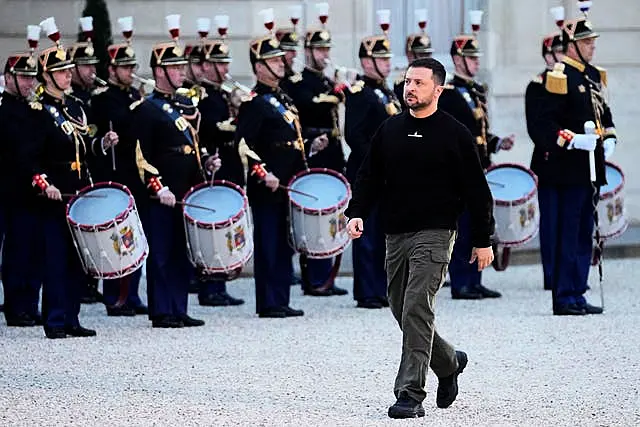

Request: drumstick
left=109, top=120, right=116, bottom=171
left=150, top=196, right=217, bottom=213
left=38, top=193, right=107, bottom=199
left=487, top=180, right=505, bottom=188
left=209, top=148, right=219, bottom=189
left=278, top=184, right=319, bottom=201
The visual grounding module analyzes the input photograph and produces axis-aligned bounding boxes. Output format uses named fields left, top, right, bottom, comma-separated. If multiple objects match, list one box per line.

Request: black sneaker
left=451, top=286, right=484, bottom=300
left=282, top=306, right=304, bottom=317
left=64, top=325, right=97, bottom=337
left=553, top=304, right=586, bottom=316
left=580, top=303, right=603, bottom=315
left=330, top=285, right=349, bottom=296
left=356, top=299, right=383, bottom=309
left=221, top=292, right=245, bottom=306
left=436, top=350, right=468, bottom=408
left=388, top=392, right=425, bottom=419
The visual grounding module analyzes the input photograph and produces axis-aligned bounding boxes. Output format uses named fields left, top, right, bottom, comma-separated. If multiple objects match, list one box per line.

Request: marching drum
left=288, top=168, right=351, bottom=259
left=66, top=182, right=148, bottom=279
left=597, top=161, right=627, bottom=239
left=485, top=163, right=540, bottom=271
left=182, top=181, right=253, bottom=278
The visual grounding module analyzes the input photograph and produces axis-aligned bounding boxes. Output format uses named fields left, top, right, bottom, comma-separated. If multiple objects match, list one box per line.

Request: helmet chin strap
left=462, top=56, right=473, bottom=79
left=47, top=71, right=66, bottom=93
left=372, top=58, right=385, bottom=81
left=572, top=40, right=588, bottom=64
left=12, top=74, right=25, bottom=99
left=262, top=59, right=281, bottom=82
left=162, top=65, right=180, bottom=91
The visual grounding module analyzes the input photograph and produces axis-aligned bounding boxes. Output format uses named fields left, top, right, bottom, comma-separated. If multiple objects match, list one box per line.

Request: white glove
left=569, top=134, right=598, bottom=152
left=603, top=138, right=616, bottom=159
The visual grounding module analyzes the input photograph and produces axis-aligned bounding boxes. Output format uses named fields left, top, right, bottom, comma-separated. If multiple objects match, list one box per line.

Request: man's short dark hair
left=406, top=57, right=446, bottom=86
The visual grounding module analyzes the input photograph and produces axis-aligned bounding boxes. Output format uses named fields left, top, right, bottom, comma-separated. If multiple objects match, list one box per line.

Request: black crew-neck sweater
left=344, top=109, right=495, bottom=248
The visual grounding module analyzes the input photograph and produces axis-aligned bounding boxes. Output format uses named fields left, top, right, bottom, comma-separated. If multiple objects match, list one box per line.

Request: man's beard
left=406, top=95, right=434, bottom=110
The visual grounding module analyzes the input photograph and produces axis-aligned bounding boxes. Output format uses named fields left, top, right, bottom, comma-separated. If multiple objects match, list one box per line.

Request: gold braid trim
left=135, top=139, right=159, bottom=183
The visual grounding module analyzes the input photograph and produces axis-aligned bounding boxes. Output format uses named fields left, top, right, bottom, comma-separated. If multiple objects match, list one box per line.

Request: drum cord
left=591, top=181, right=605, bottom=309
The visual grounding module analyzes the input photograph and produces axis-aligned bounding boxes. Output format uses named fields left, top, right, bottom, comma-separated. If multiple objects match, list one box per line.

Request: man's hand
left=205, top=154, right=222, bottom=173
left=347, top=218, right=364, bottom=239
left=470, top=246, right=494, bottom=271
left=499, top=134, right=515, bottom=151
left=158, top=188, right=176, bottom=207
left=45, top=185, right=62, bottom=201
left=310, top=134, right=329, bottom=155
left=264, top=172, right=280, bottom=192
left=102, top=131, right=119, bottom=149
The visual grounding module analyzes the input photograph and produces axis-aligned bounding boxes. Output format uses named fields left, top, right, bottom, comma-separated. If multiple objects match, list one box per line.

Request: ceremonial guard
left=280, top=5, right=348, bottom=297
left=344, top=10, right=401, bottom=309
left=438, top=10, right=513, bottom=300
left=133, top=15, right=219, bottom=328
left=22, top=17, right=118, bottom=338
left=67, top=17, right=101, bottom=107
left=275, top=5, right=303, bottom=78
left=525, top=7, right=565, bottom=291
left=67, top=16, right=104, bottom=304
left=234, top=9, right=306, bottom=318
left=0, top=26, right=42, bottom=327
left=186, top=16, right=244, bottom=307
left=526, top=2, right=613, bottom=315
left=90, top=16, right=148, bottom=316
left=394, top=9, right=433, bottom=107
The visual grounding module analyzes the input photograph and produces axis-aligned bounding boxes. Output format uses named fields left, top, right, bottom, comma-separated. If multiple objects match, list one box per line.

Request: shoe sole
left=388, top=408, right=426, bottom=419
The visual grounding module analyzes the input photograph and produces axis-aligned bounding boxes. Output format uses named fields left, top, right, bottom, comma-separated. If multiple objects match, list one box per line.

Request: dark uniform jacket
left=526, top=57, right=615, bottom=187
left=344, top=75, right=401, bottom=183
left=438, top=74, right=500, bottom=169
left=234, top=81, right=306, bottom=205
left=393, top=77, right=406, bottom=110
left=70, top=83, right=92, bottom=109
left=0, top=92, right=40, bottom=204
left=197, top=82, right=245, bottom=186
left=280, top=68, right=346, bottom=172
left=132, top=90, right=209, bottom=200
left=90, top=82, right=147, bottom=198
left=20, top=92, right=97, bottom=211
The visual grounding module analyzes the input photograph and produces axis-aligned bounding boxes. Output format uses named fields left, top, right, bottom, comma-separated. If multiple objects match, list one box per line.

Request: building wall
left=0, top=0, right=638, bottom=223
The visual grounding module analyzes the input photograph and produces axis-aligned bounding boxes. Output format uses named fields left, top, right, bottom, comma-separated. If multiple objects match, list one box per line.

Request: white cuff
left=157, top=186, right=169, bottom=196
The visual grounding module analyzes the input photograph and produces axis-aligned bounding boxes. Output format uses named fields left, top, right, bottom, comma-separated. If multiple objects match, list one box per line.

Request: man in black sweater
left=345, top=58, right=495, bottom=419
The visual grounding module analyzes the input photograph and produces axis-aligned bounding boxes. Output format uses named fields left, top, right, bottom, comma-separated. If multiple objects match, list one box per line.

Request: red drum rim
left=485, top=163, right=539, bottom=207
left=196, top=247, right=254, bottom=274
left=182, top=180, right=248, bottom=230
left=85, top=249, right=148, bottom=279
left=600, top=161, right=625, bottom=200
left=287, top=168, right=351, bottom=215
left=495, top=226, right=539, bottom=248
left=600, top=219, right=628, bottom=240
left=297, top=240, right=350, bottom=259
left=66, top=181, right=135, bottom=232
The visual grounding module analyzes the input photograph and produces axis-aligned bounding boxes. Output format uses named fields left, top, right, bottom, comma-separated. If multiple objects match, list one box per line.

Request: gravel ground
left=1, top=259, right=639, bottom=427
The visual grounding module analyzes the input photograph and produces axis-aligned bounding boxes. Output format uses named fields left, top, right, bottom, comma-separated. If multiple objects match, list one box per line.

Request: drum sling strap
left=591, top=184, right=605, bottom=309
left=299, top=253, right=343, bottom=292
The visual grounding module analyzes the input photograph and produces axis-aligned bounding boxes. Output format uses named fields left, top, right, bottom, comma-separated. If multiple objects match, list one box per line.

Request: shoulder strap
left=261, top=93, right=295, bottom=130
left=145, top=95, right=194, bottom=146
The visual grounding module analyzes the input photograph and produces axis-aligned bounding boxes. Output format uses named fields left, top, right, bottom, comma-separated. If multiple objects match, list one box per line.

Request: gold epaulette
left=443, top=84, right=455, bottom=90
left=531, top=74, right=544, bottom=84
left=240, top=93, right=255, bottom=103
left=29, top=101, right=43, bottom=111
left=288, top=73, right=303, bottom=83
left=91, top=86, right=109, bottom=96
left=217, top=118, right=237, bottom=132
left=312, top=93, right=340, bottom=104
left=545, top=63, right=567, bottom=95
left=394, top=76, right=404, bottom=85
left=595, top=66, right=608, bottom=87
left=129, top=99, right=144, bottom=111
left=349, top=80, right=365, bottom=94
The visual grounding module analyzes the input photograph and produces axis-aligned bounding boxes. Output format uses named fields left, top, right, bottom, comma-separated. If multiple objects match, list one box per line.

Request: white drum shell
left=67, top=186, right=148, bottom=279
left=288, top=170, right=351, bottom=259
left=487, top=164, right=540, bottom=248
left=183, top=185, right=253, bottom=274
left=597, top=163, right=628, bottom=240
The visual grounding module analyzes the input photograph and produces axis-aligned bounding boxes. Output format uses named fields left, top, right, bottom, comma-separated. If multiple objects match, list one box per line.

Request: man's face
left=3, top=73, right=36, bottom=96
left=75, top=64, right=96, bottom=86
left=113, top=64, right=135, bottom=86
left=164, top=64, right=186, bottom=86
left=258, top=56, right=285, bottom=80
left=361, top=57, right=391, bottom=79
left=403, top=66, right=442, bottom=111
left=284, top=50, right=297, bottom=68
left=576, top=37, right=596, bottom=62
left=50, top=68, right=73, bottom=90
left=190, top=62, right=204, bottom=81
left=309, top=47, right=330, bottom=70
left=455, top=55, right=480, bottom=77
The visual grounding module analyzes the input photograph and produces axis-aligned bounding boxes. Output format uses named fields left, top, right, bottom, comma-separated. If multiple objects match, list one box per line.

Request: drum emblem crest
left=111, top=226, right=135, bottom=255
left=329, top=218, right=337, bottom=239
left=226, top=226, right=246, bottom=253
left=519, top=204, right=536, bottom=228
left=607, top=199, right=623, bottom=223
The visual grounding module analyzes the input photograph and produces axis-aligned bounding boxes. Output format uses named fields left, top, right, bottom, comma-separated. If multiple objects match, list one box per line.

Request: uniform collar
left=303, top=66, right=324, bottom=78
left=452, top=73, right=475, bottom=87
left=255, top=80, right=281, bottom=95
left=42, top=90, right=65, bottom=105
left=562, top=56, right=586, bottom=73
left=152, top=88, right=173, bottom=99
left=362, top=75, right=385, bottom=87
left=1, top=90, right=26, bottom=103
